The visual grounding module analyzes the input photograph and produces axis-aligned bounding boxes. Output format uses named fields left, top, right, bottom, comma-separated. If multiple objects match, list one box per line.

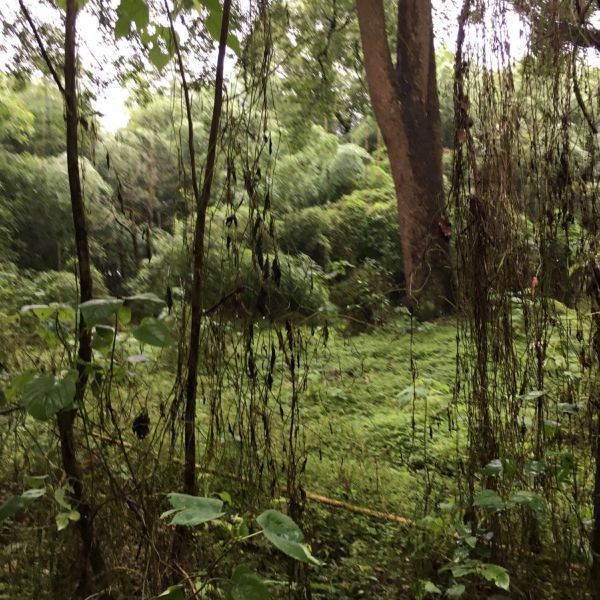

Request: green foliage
left=257, top=509, right=323, bottom=566
left=161, top=493, right=225, bottom=527
left=227, top=566, right=268, bottom=600
left=22, top=371, right=77, bottom=420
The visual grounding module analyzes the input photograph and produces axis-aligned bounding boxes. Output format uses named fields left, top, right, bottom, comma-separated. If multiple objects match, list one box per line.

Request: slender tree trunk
left=166, top=0, right=232, bottom=495
left=356, top=0, right=453, bottom=315
left=59, top=0, right=105, bottom=593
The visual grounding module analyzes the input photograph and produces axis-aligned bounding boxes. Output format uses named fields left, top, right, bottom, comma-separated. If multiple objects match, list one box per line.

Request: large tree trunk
left=356, top=0, right=452, bottom=315
left=59, top=0, right=105, bottom=594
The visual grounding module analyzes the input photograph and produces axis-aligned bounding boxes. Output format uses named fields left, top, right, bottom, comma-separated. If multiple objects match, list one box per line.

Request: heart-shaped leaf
left=161, top=493, right=224, bottom=527
left=133, top=318, right=174, bottom=347
left=80, top=298, right=123, bottom=327
left=227, top=565, right=269, bottom=600
left=257, top=509, right=322, bottom=566
left=22, top=372, right=77, bottom=420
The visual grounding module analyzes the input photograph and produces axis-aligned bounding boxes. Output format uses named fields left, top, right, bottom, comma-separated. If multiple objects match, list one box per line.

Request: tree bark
left=356, top=0, right=453, bottom=315
left=59, top=0, right=105, bottom=594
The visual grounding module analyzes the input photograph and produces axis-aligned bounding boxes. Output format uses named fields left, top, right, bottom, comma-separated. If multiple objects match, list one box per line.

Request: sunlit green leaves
left=22, top=371, right=77, bottom=420
left=115, top=0, right=150, bottom=39
left=161, top=493, right=224, bottom=526
left=257, top=509, right=322, bottom=566
left=132, top=317, right=174, bottom=347
left=227, top=565, right=269, bottom=600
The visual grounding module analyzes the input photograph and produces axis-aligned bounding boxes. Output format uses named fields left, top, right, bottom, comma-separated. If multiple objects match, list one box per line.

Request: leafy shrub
left=130, top=221, right=332, bottom=318
left=278, top=206, right=333, bottom=267
left=330, top=259, right=394, bottom=328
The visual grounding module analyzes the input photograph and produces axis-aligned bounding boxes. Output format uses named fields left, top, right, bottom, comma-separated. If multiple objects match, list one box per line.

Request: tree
left=356, top=0, right=453, bottom=315
left=18, top=0, right=106, bottom=593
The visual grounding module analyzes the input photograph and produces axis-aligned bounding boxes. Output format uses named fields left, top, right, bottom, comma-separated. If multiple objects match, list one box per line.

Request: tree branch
left=18, top=0, right=66, bottom=97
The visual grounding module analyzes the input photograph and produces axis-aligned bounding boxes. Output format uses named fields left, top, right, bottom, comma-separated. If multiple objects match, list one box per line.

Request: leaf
left=80, top=298, right=123, bottom=327
left=161, top=493, right=224, bottom=527
left=21, top=303, right=75, bottom=322
left=133, top=318, right=174, bottom=347
left=508, top=490, right=545, bottom=514
left=479, top=563, right=510, bottom=591
left=0, top=496, right=25, bottom=521
left=423, top=580, right=442, bottom=594
left=0, top=488, right=45, bottom=522
left=22, top=372, right=77, bottom=420
left=228, top=565, right=269, bottom=600
left=480, top=459, right=503, bottom=477
left=56, top=512, right=70, bottom=531
left=257, top=509, right=322, bottom=566
left=149, top=45, right=171, bottom=71
left=519, top=389, right=545, bottom=401
left=118, top=305, right=132, bottom=325
left=153, top=585, right=186, bottom=600
left=92, top=325, right=115, bottom=350
left=54, top=485, right=73, bottom=510
left=114, top=0, right=149, bottom=38
left=56, top=509, right=80, bottom=531
left=125, top=292, right=166, bottom=305
left=5, top=370, right=37, bottom=401
left=227, top=33, right=241, bottom=56
left=446, top=584, right=466, bottom=598
left=473, top=489, right=504, bottom=511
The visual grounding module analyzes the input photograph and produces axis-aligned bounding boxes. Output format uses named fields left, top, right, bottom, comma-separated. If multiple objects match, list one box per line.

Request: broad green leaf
left=228, top=565, right=269, bottom=600
left=519, top=389, right=545, bottom=401
left=480, top=459, right=503, bottom=477
left=479, top=563, right=510, bottom=591
left=21, top=303, right=75, bottom=322
left=257, top=509, right=322, bottom=566
left=54, top=485, right=73, bottom=510
left=114, top=0, right=149, bottom=38
left=0, top=488, right=45, bottom=522
left=92, top=325, right=115, bottom=350
left=5, top=370, right=37, bottom=401
left=524, top=460, right=545, bottom=477
left=227, top=33, right=241, bottom=56
left=0, top=496, right=25, bottom=521
left=25, top=475, right=47, bottom=489
left=161, top=493, right=224, bottom=527
left=473, top=489, right=504, bottom=511
left=149, top=45, right=171, bottom=71
left=133, top=318, right=174, bottom=347
left=508, top=490, right=545, bottom=514
left=199, top=0, right=221, bottom=11
left=118, top=305, right=132, bottom=325
left=127, top=290, right=166, bottom=302
left=80, top=298, right=123, bottom=327
left=446, top=584, right=466, bottom=598
left=422, top=581, right=441, bottom=594
left=22, top=372, right=77, bottom=420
